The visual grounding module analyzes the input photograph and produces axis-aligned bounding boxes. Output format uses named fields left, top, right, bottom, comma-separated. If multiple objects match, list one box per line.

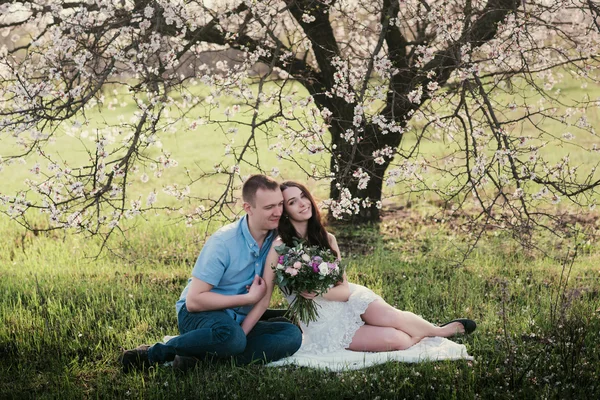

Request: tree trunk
left=328, top=123, right=403, bottom=224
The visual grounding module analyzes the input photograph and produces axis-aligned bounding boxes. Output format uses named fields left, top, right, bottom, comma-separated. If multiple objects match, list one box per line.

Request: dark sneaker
left=120, top=345, right=152, bottom=372
left=172, top=355, right=200, bottom=372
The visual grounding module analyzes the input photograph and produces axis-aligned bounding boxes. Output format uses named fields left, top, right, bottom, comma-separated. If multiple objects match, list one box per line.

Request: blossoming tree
left=1, top=0, right=599, bottom=249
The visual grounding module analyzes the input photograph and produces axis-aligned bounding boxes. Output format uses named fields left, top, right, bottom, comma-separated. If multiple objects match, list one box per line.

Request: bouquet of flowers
left=272, top=239, right=344, bottom=325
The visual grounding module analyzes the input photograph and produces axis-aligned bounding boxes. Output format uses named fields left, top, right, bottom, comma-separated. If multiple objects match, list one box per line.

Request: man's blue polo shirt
left=176, top=215, right=275, bottom=323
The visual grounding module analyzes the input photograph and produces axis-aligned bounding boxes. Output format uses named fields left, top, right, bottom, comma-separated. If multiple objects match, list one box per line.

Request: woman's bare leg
left=348, top=325, right=422, bottom=352
left=361, top=300, right=465, bottom=337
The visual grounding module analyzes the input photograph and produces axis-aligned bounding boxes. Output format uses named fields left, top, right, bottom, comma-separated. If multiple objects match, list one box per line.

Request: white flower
left=144, top=6, right=154, bottom=18
left=427, top=81, right=439, bottom=93
left=139, top=19, right=151, bottom=31
left=30, top=163, right=40, bottom=175
left=302, top=13, right=316, bottom=24
left=301, top=253, right=311, bottom=262
left=407, top=86, right=423, bottom=104
left=147, top=191, right=157, bottom=206
left=512, top=188, right=524, bottom=198
left=318, top=262, right=329, bottom=276
left=276, top=263, right=285, bottom=270
left=320, top=107, right=332, bottom=120
left=562, top=132, right=574, bottom=140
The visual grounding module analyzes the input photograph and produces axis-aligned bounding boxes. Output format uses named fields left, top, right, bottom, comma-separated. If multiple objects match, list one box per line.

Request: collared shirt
left=176, top=215, right=275, bottom=323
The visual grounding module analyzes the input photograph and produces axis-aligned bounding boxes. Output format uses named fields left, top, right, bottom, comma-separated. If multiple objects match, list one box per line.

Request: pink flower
left=285, top=267, right=298, bottom=276
left=293, top=261, right=302, bottom=269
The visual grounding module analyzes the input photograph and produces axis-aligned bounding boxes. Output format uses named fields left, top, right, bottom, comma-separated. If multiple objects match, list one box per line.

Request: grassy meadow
left=0, top=215, right=599, bottom=399
left=1, top=74, right=600, bottom=399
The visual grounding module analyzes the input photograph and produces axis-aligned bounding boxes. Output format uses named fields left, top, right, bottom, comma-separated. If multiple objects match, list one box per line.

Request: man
left=120, top=175, right=302, bottom=371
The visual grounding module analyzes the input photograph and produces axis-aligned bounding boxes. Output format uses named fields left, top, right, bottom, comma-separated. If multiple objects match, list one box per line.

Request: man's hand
left=246, top=274, right=267, bottom=304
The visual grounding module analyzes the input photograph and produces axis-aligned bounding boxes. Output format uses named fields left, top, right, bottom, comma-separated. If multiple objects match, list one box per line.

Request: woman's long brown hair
left=278, top=181, right=337, bottom=257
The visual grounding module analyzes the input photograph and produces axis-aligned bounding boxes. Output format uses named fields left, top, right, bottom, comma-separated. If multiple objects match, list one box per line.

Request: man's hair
left=242, top=174, right=279, bottom=206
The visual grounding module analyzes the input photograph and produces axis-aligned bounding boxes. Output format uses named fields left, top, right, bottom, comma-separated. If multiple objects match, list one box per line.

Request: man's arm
left=185, top=275, right=266, bottom=312
left=240, top=245, right=278, bottom=335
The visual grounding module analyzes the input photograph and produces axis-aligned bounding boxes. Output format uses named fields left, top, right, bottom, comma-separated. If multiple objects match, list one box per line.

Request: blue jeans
left=148, top=304, right=302, bottom=365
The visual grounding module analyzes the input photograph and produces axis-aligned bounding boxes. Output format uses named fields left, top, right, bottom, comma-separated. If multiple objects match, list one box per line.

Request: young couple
left=121, top=175, right=476, bottom=371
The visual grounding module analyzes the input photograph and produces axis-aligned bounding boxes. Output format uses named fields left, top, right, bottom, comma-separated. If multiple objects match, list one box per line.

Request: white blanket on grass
left=267, top=337, right=472, bottom=371
left=163, top=335, right=472, bottom=372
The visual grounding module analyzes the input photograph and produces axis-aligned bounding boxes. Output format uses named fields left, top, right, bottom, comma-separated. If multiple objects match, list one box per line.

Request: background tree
left=1, top=0, right=599, bottom=253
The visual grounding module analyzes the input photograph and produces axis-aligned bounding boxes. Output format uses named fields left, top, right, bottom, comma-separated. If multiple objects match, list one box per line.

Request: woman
left=264, top=181, right=476, bottom=354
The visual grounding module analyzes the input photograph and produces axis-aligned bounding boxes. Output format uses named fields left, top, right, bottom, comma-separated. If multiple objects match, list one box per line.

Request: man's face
left=245, top=188, right=284, bottom=231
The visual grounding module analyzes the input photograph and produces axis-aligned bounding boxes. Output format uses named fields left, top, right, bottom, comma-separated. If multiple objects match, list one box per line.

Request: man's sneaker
left=172, top=355, right=200, bottom=372
left=120, top=345, right=152, bottom=372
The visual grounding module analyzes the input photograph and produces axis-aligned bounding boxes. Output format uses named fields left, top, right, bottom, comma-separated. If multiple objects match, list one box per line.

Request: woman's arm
left=328, top=232, right=341, bottom=260
left=321, top=273, right=350, bottom=301
left=240, top=243, right=279, bottom=335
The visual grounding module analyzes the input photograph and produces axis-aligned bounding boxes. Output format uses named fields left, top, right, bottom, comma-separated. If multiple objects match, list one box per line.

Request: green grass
left=1, top=216, right=599, bottom=399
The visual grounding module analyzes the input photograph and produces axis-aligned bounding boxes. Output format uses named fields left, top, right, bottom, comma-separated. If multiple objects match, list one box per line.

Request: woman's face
left=282, top=186, right=313, bottom=222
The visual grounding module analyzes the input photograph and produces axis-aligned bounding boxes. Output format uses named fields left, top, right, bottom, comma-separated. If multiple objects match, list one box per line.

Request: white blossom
left=318, top=262, right=329, bottom=276
left=302, top=13, right=316, bottom=24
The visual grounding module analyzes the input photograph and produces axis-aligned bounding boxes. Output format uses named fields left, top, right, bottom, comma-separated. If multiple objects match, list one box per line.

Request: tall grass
left=1, top=216, right=599, bottom=399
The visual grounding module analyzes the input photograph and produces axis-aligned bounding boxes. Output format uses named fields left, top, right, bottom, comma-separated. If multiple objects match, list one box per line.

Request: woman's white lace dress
left=286, top=283, right=382, bottom=354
